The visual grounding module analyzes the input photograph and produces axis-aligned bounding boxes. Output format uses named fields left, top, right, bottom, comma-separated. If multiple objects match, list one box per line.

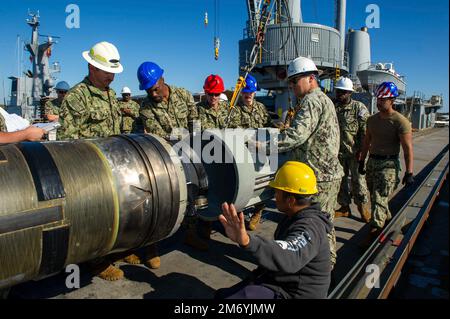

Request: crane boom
left=225, top=0, right=275, bottom=127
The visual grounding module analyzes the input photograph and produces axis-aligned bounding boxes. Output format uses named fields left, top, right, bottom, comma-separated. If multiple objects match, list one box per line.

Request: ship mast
left=24, top=11, right=57, bottom=120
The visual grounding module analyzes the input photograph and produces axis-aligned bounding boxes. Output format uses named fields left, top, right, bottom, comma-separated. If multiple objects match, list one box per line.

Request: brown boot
left=97, top=264, right=124, bottom=281
left=89, top=258, right=124, bottom=281
left=184, top=224, right=209, bottom=251
left=357, top=203, right=371, bottom=223
left=145, top=244, right=160, bottom=269
left=248, top=210, right=262, bottom=231
left=124, top=253, right=141, bottom=265
left=334, top=205, right=351, bottom=218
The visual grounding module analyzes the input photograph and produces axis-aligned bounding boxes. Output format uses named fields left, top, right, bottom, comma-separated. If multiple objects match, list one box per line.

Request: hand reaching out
left=218, top=202, right=250, bottom=247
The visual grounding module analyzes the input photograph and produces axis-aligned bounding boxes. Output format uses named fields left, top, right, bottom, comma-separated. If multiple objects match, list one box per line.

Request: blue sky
left=0, top=0, right=448, bottom=111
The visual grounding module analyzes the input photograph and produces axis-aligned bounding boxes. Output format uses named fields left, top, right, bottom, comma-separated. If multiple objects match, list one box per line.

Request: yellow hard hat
left=269, top=161, right=318, bottom=195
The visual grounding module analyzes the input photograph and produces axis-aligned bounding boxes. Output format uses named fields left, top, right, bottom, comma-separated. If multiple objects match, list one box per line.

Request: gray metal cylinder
left=194, top=129, right=277, bottom=220
left=347, top=28, right=371, bottom=76
left=336, top=0, right=347, bottom=66
left=288, top=0, right=302, bottom=24
left=0, top=135, right=187, bottom=289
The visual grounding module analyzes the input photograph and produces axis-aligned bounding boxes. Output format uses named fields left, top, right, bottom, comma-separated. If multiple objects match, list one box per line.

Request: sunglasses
left=207, top=93, right=221, bottom=97
left=56, top=90, right=67, bottom=94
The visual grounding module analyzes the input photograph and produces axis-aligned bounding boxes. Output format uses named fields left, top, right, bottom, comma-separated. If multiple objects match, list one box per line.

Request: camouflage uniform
left=335, top=99, right=370, bottom=206
left=0, top=113, right=6, bottom=132
left=366, top=158, right=400, bottom=228
left=119, top=100, right=140, bottom=133
left=58, top=77, right=121, bottom=140
left=44, top=98, right=62, bottom=117
left=365, top=111, right=410, bottom=229
left=140, top=85, right=198, bottom=138
left=237, top=100, right=272, bottom=128
left=279, top=87, right=343, bottom=267
left=197, top=100, right=241, bottom=129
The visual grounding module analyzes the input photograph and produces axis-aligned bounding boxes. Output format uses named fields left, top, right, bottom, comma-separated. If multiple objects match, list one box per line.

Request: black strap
left=17, top=142, right=65, bottom=201
left=38, top=225, right=70, bottom=276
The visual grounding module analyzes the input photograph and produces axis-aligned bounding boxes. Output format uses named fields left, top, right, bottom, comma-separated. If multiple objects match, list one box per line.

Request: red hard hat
left=203, top=74, right=225, bottom=94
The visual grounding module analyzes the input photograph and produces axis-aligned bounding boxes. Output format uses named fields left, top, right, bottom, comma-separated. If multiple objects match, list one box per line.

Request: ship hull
left=357, top=69, right=406, bottom=93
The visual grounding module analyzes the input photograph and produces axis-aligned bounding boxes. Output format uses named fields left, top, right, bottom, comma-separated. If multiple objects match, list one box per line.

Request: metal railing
left=329, top=145, right=449, bottom=299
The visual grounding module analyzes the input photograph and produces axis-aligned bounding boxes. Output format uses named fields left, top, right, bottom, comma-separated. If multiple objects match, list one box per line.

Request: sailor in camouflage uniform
left=197, top=74, right=241, bottom=129
left=137, top=61, right=207, bottom=267
left=58, top=41, right=126, bottom=281
left=237, top=75, right=272, bottom=129
left=236, top=74, right=273, bottom=231
left=333, top=78, right=371, bottom=223
left=359, top=82, right=414, bottom=246
left=278, top=57, right=343, bottom=268
left=44, top=81, right=70, bottom=123
left=58, top=45, right=122, bottom=140
left=139, top=63, right=198, bottom=139
left=118, top=86, right=140, bottom=133
left=44, top=98, right=61, bottom=121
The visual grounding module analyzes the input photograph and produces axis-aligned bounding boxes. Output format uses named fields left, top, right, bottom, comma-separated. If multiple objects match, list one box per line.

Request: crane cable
left=214, top=0, right=220, bottom=60
left=225, top=0, right=275, bottom=127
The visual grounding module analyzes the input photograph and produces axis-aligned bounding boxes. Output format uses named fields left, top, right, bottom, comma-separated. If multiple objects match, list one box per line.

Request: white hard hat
left=219, top=93, right=228, bottom=101
left=121, top=86, right=131, bottom=94
left=335, top=77, right=354, bottom=92
left=82, top=41, right=123, bottom=74
left=287, top=56, right=319, bottom=79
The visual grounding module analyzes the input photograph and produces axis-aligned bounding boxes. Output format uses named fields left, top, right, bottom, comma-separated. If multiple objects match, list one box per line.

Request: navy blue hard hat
left=242, top=74, right=258, bottom=93
left=137, top=62, right=164, bottom=91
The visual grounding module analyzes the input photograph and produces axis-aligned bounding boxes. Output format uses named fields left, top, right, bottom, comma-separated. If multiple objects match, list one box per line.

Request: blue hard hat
left=137, top=62, right=164, bottom=91
left=242, top=74, right=258, bottom=93
left=55, top=81, right=70, bottom=91
left=375, top=82, right=399, bottom=98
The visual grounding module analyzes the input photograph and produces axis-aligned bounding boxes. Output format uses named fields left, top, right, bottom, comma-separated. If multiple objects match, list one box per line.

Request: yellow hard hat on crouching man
left=217, top=161, right=332, bottom=299
left=269, top=161, right=318, bottom=195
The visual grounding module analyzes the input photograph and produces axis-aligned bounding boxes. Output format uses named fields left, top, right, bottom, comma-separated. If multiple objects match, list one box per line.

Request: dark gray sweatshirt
left=244, top=203, right=332, bottom=299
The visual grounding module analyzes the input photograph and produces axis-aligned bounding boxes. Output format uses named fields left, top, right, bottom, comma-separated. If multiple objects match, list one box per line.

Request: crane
left=225, top=0, right=275, bottom=126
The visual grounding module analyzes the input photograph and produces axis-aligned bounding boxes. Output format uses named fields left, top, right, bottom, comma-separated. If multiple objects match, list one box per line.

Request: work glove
left=358, top=160, right=366, bottom=175
left=402, top=172, right=415, bottom=186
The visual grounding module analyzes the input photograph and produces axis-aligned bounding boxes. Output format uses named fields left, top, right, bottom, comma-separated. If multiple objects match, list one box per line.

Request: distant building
left=408, top=93, right=444, bottom=130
